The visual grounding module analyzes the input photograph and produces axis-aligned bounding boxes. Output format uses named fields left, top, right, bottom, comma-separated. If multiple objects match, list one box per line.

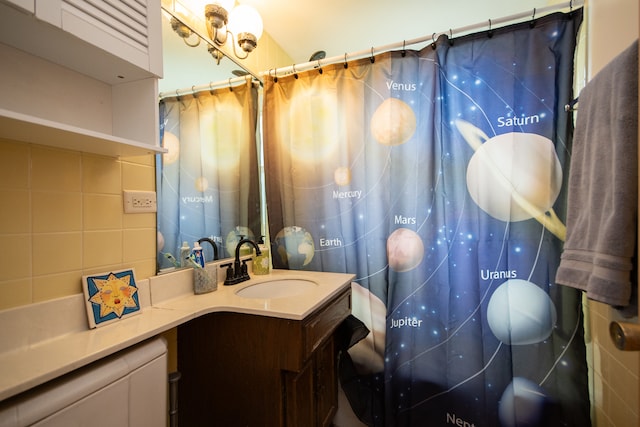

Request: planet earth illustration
left=371, top=98, right=417, bottom=146
left=487, top=279, right=557, bottom=345
left=456, top=119, right=566, bottom=241
left=225, top=226, right=255, bottom=258
left=387, top=228, right=424, bottom=272
left=273, top=226, right=315, bottom=269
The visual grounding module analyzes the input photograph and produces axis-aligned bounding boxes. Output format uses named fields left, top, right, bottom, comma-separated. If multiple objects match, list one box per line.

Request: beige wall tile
left=83, top=230, right=123, bottom=268
left=0, top=234, right=31, bottom=280
left=82, top=154, right=121, bottom=194
left=32, top=271, right=83, bottom=302
left=124, top=212, right=156, bottom=229
left=0, top=279, right=31, bottom=310
left=0, top=140, right=29, bottom=189
left=0, top=190, right=30, bottom=233
left=121, top=154, right=155, bottom=167
left=84, top=194, right=123, bottom=230
left=32, top=232, right=82, bottom=275
left=31, top=147, right=81, bottom=192
left=32, top=191, right=82, bottom=232
left=124, top=228, right=157, bottom=262
left=129, top=259, right=157, bottom=282
left=122, top=161, right=155, bottom=191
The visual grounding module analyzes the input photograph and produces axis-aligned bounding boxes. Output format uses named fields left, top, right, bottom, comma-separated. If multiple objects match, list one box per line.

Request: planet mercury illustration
left=456, top=119, right=566, bottom=240
left=334, top=166, right=352, bottom=186
left=371, top=98, right=417, bottom=146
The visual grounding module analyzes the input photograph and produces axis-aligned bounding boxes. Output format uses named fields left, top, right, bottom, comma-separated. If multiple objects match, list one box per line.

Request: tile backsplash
left=0, top=139, right=157, bottom=310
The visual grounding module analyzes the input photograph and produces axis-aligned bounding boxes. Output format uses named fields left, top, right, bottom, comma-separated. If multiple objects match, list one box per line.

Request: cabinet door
left=283, top=361, right=315, bottom=427
left=315, top=337, right=338, bottom=427
left=35, top=0, right=162, bottom=75
left=2, top=0, right=34, bottom=12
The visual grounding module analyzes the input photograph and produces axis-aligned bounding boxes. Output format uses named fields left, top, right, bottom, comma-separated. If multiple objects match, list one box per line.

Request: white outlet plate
left=123, top=190, right=157, bottom=213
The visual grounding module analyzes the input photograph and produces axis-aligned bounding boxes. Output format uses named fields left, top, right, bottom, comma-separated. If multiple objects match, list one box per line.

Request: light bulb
left=228, top=4, right=263, bottom=41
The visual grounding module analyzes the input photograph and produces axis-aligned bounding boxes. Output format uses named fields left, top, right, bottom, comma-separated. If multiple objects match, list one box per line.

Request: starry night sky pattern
left=264, top=10, right=589, bottom=427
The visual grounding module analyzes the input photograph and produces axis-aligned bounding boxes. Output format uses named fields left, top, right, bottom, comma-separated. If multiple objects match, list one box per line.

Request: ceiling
left=240, top=0, right=565, bottom=65
left=159, top=0, right=570, bottom=94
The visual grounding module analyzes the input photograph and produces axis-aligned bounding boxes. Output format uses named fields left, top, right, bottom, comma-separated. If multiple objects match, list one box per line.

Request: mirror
left=156, top=8, right=263, bottom=273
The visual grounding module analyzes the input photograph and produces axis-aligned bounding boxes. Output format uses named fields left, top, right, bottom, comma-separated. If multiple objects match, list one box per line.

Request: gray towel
left=555, top=40, right=638, bottom=308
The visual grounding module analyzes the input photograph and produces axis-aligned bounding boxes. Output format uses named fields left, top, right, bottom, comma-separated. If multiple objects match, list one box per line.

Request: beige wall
left=583, top=0, right=639, bottom=426
left=0, top=140, right=157, bottom=310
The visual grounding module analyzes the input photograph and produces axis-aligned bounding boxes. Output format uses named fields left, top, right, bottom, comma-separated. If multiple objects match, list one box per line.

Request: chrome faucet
left=197, top=237, right=219, bottom=261
left=223, top=238, right=261, bottom=285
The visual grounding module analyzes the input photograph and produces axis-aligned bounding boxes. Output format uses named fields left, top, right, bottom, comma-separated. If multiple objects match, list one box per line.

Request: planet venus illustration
left=162, top=131, right=180, bottom=165
left=456, top=119, right=566, bottom=241
left=371, top=98, right=417, bottom=146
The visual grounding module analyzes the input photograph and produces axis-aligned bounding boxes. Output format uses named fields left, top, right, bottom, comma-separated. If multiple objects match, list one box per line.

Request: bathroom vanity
left=176, top=276, right=352, bottom=427
left=0, top=269, right=353, bottom=426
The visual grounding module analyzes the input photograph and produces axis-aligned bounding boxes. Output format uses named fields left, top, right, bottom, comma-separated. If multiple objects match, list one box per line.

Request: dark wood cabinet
left=177, top=287, right=351, bottom=426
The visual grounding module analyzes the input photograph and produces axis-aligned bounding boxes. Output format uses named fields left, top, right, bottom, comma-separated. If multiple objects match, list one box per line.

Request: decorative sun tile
left=82, top=269, right=141, bottom=328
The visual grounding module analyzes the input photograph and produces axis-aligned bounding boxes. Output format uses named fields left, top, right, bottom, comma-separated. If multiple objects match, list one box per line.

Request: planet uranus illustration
left=487, top=279, right=557, bottom=345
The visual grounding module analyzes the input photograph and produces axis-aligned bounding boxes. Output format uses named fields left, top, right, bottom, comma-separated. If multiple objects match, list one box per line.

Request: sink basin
left=235, top=279, right=318, bottom=299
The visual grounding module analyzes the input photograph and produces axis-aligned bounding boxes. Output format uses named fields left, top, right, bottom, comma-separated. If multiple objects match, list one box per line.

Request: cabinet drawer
left=303, top=289, right=351, bottom=357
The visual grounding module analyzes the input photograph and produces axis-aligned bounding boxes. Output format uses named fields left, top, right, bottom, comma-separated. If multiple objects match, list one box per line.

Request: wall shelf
left=0, top=109, right=166, bottom=157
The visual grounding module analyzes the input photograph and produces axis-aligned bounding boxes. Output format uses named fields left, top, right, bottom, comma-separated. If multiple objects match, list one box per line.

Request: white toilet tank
left=0, top=337, right=167, bottom=427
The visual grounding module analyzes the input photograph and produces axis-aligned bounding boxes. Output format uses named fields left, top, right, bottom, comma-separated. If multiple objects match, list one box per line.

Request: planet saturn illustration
left=456, top=119, right=566, bottom=241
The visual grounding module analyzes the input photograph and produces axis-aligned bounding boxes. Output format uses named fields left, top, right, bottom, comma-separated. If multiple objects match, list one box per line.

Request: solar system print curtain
left=263, top=9, right=588, bottom=427
left=156, top=80, right=261, bottom=270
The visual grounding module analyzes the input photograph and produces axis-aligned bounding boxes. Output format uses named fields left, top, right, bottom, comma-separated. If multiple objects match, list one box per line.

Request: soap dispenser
left=179, top=241, right=191, bottom=269
left=253, top=236, right=270, bottom=275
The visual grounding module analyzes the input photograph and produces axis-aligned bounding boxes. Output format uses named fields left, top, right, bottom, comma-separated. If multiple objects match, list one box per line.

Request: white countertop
left=0, top=268, right=354, bottom=402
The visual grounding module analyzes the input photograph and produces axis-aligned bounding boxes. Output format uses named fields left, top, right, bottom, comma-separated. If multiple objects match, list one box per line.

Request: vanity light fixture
left=204, top=1, right=263, bottom=60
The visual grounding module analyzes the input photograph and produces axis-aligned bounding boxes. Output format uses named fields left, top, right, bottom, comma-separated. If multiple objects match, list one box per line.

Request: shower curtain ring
left=344, top=53, right=348, bottom=68
left=401, top=40, right=406, bottom=57
left=317, top=60, right=323, bottom=74
left=487, top=19, right=494, bottom=38
left=449, top=29, right=454, bottom=46
left=370, top=47, right=375, bottom=63
left=431, top=33, right=437, bottom=49
left=292, top=64, right=298, bottom=79
left=530, top=8, right=536, bottom=28
left=209, top=82, right=214, bottom=94
left=191, top=85, right=197, bottom=98
left=228, top=78, right=233, bottom=91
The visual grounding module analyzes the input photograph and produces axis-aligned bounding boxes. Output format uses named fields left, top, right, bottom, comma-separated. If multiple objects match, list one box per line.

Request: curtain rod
left=158, top=75, right=257, bottom=100
left=263, top=0, right=584, bottom=78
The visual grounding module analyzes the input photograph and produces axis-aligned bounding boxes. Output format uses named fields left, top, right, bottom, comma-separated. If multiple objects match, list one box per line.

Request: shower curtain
left=157, top=80, right=261, bottom=269
left=263, top=10, right=589, bottom=427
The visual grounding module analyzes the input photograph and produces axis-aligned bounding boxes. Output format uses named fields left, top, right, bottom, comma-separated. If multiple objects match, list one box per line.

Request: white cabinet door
left=36, top=0, right=162, bottom=75
left=0, top=0, right=34, bottom=12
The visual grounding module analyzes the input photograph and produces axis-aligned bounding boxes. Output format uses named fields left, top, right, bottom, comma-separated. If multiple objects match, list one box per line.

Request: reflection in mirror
left=156, top=9, right=263, bottom=273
